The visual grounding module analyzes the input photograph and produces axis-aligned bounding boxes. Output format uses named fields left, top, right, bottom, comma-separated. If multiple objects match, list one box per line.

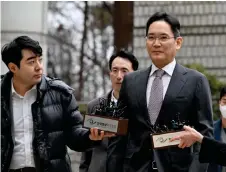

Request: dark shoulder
left=87, top=94, right=108, bottom=108
left=213, top=119, right=221, bottom=128
left=87, top=95, right=108, bottom=114
left=45, top=76, right=74, bottom=95
left=124, top=69, right=145, bottom=80
left=88, top=97, right=100, bottom=108
left=179, top=64, right=206, bottom=79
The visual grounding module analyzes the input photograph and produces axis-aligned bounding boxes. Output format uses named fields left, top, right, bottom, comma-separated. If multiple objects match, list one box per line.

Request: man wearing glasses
left=107, top=12, right=213, bottom=172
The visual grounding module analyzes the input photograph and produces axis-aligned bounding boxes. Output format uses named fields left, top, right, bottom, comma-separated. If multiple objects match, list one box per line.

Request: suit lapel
left=136, top=66, right=152, bottom=126
left=155, top=63, right=188, bottom=124
left=106, top=90, right=112, bottom=104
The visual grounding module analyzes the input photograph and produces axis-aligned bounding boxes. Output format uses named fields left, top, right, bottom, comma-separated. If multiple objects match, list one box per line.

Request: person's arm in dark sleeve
left=79, top=101, right=96, bottom=172
left=199, top=136, right=226, bottom=166
left=63, top=93, right=100, bottom=152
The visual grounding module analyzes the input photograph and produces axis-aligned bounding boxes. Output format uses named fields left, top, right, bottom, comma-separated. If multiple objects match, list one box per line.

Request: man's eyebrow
left=26, top=56, right=37, bottom=61
left=121, top=67, right=129, bottom=70
left=148, top=33, right=168, bottom=36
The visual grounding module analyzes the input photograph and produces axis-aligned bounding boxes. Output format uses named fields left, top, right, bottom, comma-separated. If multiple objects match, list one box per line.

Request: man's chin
left=114, top=87, right=121, bottom=93
left=151, top=55, right=165, bottom=61
left=33, top=78, right=42, bottom=85
left=151, top=56, right=167, bottom=66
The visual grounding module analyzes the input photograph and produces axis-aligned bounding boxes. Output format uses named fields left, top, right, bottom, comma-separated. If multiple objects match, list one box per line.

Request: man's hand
left=89, top=127, right=116, bottom=141
left=170, top=125, right=204, bottom=149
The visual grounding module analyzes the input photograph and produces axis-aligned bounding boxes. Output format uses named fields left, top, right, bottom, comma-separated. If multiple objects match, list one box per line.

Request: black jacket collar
left=1, top=72, right=48, bottom=103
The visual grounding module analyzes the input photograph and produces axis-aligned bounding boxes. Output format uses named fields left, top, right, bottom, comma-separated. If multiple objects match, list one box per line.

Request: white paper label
left=152, top=131, right=183, bottom=148
left=84, top=115, right=118, bottom=133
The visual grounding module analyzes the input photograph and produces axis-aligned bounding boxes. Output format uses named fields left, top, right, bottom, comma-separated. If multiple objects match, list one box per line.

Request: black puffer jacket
left=1, top=72, right=94, bottom=172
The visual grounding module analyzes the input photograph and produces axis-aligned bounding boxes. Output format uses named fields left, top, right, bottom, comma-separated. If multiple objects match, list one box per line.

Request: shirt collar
left=11, top=79, right=16, bottom=95
left=150, top=58, right=176, bottom=77
left=111, top=90, right=118, bottom=104
left=11, top=78, right=37, bottom=96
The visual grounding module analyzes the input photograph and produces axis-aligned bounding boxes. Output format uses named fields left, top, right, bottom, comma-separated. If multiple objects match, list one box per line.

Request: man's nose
left=35, top=61, right=43, bottom=70
left=116, top=71, right=123, bottom=80
left=153, top=38, right=161, bottom=47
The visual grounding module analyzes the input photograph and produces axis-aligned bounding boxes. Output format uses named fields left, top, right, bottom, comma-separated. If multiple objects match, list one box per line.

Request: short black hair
left=220, top=87, right=226, bottom=100
left=146, top=12, right=181, bottom=38
left=109, top=49, right=139, bottom=71
left=1, top=36, right=42, bottom=68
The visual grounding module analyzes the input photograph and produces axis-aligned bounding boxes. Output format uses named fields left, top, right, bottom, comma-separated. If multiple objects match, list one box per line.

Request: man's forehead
left=148, top=32, right=169, bottom=35
left=222, top=95, right=226, bottom=100
left=22, top=49, right=40, bottom=59
left=221, top=95, right=226, bottom=101
left=112, top=60, right=132, bottom=67
left=112, top=57, right=131, bottom=63
left=22, top=49, right=35, bottom=55
left=112, top=64, right=130, bottom=68
left=148, top=21, right=172, bottom=34
left=112, top=66, right=129, bottom=70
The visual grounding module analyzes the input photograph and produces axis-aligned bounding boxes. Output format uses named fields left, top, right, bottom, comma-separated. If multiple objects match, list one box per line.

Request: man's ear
left=8, top=62, right=18, bottom=73
left=175, top=37, right=183, bottom=51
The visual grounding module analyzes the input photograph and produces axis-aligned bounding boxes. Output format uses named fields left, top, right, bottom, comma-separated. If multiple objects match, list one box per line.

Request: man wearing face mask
left=207, top=87, right=226, bottom=172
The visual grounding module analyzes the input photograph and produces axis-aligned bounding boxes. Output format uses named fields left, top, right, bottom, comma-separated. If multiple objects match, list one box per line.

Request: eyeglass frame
left=145, top=34, right=177, bottom=43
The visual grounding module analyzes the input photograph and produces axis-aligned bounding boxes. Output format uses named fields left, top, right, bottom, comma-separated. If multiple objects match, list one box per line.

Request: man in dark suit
left=79, top=50, right=139, bottom=172
left=107, top=12, right=214, bottom=172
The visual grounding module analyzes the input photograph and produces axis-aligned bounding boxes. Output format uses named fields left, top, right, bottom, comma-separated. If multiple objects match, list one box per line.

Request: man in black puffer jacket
left=1, top=36, right=113, bottom=172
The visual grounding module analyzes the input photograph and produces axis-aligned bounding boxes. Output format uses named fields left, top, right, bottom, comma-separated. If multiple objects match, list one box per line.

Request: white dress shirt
left=111, top=90, right=118, bottom=105
left=146, top=59, right=176, bottom=106
left=10, top=80, right=37, bottom=169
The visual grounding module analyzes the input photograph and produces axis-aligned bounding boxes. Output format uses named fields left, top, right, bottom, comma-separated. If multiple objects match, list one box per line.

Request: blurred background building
left=1, top=1, right=48, bottom=74
left=133, top=1, right=226, bottom=83
left=2, top=1, right=225, bottom=100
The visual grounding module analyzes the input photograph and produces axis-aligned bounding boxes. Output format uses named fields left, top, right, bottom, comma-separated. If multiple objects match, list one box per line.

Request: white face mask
left=220, top=105, right=226, bottom=118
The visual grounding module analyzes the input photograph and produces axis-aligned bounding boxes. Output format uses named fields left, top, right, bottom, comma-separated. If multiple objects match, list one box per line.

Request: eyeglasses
left=146, top=35, right=175, bottom=43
